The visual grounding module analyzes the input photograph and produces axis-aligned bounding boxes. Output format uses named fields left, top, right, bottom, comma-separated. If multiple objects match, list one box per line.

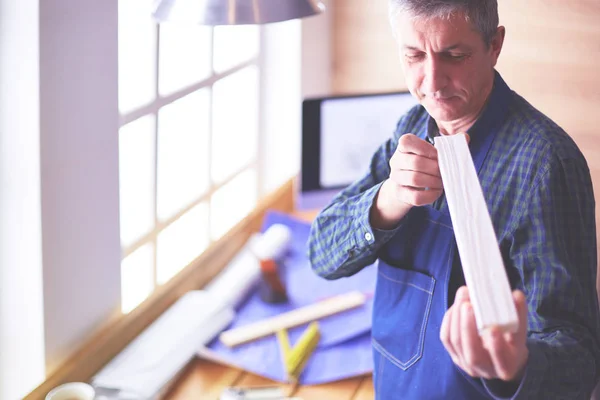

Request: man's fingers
left=461, top=303, right=494, bottom=379
left=395, top=153, right=441, bottom=178
left=512, top=290, right=528, bottom=344
left=484, top=327, right=519, bottom=381
left=454, top=286, right=470, bottom=306
left=389, top=133, right=444, bottom=207
left=396, top=186, right=443, bottom=206
left=391, top=170, right=443, bottom=190
left=396, top=134, right=438, bottom=159
left=483, top=328, right=515, bottom=381
left=441, top=306, right=462, bottom=367
left=450, top=295, right=465, bottom=369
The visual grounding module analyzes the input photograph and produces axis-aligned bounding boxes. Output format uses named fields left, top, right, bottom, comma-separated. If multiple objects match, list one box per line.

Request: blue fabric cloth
left=308, top=71, right=600, bottom=399
left=205, top=211, right=376, bottom=384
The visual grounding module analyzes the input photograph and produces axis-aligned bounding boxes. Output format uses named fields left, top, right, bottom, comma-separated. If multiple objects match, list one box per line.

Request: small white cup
left=45, top=382, right=95, bottom=400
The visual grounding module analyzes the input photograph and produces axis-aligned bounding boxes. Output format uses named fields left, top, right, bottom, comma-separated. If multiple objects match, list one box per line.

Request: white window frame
left=119, top=19, right=263, bottom=312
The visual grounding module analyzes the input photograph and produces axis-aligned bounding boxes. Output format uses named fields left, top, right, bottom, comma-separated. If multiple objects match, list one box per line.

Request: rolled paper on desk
left=204, top=245, right=262, bottom=310
left=92, top=291, right=235, bottom=399
left=250, top=223, right=292, bottom=261
left=250, top=224, right=292, bottom=304
left=205, top=224, right=292, bottom=309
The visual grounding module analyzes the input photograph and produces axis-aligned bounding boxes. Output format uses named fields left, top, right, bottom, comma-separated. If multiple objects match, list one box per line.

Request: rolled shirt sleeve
left=307, top=119, right=407, bottom=279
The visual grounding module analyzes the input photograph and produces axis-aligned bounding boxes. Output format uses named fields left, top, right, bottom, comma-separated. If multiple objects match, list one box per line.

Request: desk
left=163, top=209, right=375, bottom=400
left=163, top=359, right=374, bottom=400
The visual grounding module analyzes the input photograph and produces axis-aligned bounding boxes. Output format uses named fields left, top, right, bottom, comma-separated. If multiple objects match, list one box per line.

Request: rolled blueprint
left=205, top=223, right=292, bottom=310
left=92, top=290, right=235, bottom=399
left=250, top=223, right=292, bottom=261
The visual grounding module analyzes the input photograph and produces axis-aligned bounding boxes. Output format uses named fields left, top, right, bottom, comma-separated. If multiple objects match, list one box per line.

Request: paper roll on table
left=249, top=223, right=292, bottom=261
left=205, top=247, right=262, bottom=310
left=249, top=224, right=292, bottom=303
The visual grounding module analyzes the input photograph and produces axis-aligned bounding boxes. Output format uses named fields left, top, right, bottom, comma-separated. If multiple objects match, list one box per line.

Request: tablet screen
left=300, top=91, right=418, bottom=208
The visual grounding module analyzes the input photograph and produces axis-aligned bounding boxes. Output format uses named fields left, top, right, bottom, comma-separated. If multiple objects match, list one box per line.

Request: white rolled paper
left=205, top=224, right=292, bottom=310
left=249, top=223, right=292, bottom=261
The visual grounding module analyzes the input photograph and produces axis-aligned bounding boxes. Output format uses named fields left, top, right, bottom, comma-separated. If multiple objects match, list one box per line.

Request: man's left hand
left=440, top=286, right=529, bottom=382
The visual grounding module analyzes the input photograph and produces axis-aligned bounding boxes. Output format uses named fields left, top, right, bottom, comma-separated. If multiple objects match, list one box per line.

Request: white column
left=39, top=0, right=122, bottom=372
left=0, top=1, right=46, bottom=399
left=260, top=19, right=302, bottom=195
left=259, top=2, right=332, bottom=198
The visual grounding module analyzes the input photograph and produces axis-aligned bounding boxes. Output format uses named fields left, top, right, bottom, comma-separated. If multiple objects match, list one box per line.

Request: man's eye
left=406, top=53, right=424, bottom=61
left=447, top=53, right=467, bottom=60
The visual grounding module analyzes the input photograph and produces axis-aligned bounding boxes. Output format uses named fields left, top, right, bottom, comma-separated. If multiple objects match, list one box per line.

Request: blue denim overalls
left=371, top=77, right=509, bottom=399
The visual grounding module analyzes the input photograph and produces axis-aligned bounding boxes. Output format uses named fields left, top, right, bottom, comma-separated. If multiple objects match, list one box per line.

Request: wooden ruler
left=219, top=291, right=366, bottom=347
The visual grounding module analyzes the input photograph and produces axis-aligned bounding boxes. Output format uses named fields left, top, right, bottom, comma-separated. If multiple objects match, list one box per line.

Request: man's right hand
left=371, top=134, right=443, bottom=229
left=388, top=133, right=443, bottom=205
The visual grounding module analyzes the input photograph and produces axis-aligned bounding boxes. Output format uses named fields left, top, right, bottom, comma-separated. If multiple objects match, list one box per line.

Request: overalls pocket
left=371, top=261, right=435, bottom=371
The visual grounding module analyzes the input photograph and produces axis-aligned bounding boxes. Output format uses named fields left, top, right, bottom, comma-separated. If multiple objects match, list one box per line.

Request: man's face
left=393, top=11, right=504, bottom=123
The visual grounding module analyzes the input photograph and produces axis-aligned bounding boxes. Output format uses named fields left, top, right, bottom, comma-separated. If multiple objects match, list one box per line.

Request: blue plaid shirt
left=308, top=72, right=600, bottom=399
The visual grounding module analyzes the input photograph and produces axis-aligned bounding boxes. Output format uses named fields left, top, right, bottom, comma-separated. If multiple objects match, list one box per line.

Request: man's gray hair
left=389, top=0, right=499, bottom=46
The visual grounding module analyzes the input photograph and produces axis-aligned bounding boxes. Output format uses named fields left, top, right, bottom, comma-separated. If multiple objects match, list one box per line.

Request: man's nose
left=421, top=56, right=448, bottom=96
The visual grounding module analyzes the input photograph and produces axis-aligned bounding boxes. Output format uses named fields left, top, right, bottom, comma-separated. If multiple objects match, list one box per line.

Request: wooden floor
left=163, top=359, right=374, bottom=400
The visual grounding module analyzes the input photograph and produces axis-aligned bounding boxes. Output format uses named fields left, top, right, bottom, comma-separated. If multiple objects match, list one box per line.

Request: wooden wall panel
left=496, top=1, right=600, bottom=140
left=494, top=0, right=600, bottom=302
left=331, top=1, right=600, bottom=296
left=331, top=0, right=406, bottom=94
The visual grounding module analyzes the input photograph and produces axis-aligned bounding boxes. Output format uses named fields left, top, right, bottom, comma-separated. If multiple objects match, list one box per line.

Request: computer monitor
left=299, top=91, right=419, bottom=210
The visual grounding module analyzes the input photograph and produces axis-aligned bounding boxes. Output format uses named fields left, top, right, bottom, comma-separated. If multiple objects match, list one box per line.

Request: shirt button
left=364, top=232, right=373, bottom=241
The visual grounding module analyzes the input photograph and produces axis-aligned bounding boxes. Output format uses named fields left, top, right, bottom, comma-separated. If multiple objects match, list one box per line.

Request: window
left=118, top=0, right=261, bottom=313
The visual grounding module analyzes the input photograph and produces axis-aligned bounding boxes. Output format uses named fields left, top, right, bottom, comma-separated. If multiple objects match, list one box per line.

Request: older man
left=307, top=0, right=600, bottom=399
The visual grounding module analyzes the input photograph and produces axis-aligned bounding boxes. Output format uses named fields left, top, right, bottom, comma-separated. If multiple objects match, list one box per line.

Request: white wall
left=259, top=2, right=333, bottom=196
left=0, top=1, right=46, bottom=398
left=260, top=20, right=302, bottom=195
left=39, top=0, right=122, bottom=372
left=0, top=1, right=331, bottom=396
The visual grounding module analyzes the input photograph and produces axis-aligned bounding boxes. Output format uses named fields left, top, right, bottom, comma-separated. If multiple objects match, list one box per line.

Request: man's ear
left=490, top=26, right=506, bottom=67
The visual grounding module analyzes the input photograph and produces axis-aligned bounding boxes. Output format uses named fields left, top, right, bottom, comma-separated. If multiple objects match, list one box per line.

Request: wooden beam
left=435, top=135, right=518, bottom=333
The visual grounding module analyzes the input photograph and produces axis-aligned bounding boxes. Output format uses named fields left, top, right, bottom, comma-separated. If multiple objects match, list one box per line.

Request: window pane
left=212, top=66, right=259, bottom=184
left=121, top=243, right=155, bottom=313
left=213, top=26, right=259, bottom=73
left=157, top=89, right=210, bottom=221
left=157, top=202, right=209, bottom=284
left=118, top=0, right=156, bottom=114
left=119, top=115, right=156, bottom=248
left=159, top=24, right=212, bottom=96
left=210, top=168, right=257, bottom=240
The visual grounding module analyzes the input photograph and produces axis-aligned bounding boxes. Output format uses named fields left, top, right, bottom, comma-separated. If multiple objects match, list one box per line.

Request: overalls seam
left=377, top=271, right=433, bottom=294
left=377, top=345, right=385, bottom=395
left=371, top=275, right=435, bottom=371
left=419, top=277, right=435, bottom=357
left=372, top=338, right=418, bottom=370
left=444, top=242, right=453, bottom=310
left=426, top=218, right=452, bottom=230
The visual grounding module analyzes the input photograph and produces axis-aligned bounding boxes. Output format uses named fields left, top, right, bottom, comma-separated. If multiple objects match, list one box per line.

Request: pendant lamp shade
left=152, top=0, right=325, bottom=25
